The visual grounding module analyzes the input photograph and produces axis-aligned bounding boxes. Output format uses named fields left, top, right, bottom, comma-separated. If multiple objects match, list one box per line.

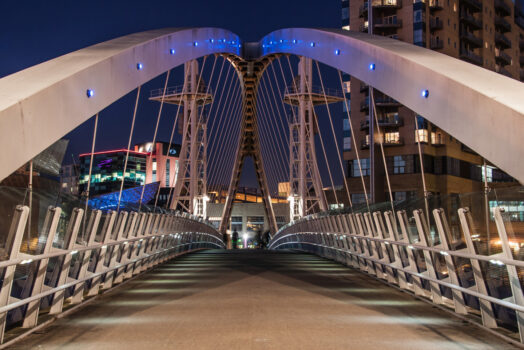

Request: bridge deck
left=9, top=250, right=517, bottom=349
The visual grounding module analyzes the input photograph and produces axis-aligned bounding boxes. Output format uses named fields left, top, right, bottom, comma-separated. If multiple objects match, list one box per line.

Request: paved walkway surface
left=9, top=250, right=518, bottom=349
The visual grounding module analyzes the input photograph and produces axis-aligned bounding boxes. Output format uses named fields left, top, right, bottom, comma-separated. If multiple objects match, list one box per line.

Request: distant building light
left=86, top=89, right=94, bottom=98
left=136, top=62, right=144, bottom=70
left=421, top=89, right=429, bottom=98
left=369, top=63, right=376, bottom=70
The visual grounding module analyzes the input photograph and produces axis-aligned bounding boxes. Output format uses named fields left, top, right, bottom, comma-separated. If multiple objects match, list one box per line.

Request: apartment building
left=340, top=0, right=523, bottom=203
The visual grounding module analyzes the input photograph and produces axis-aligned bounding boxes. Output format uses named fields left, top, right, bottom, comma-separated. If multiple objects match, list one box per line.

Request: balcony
left=374, top=17, right=402, bottom=29
left=495, top=32, right=512, bottom=49
left=360, top=115, right=403, bottom=130
left=460, top=12, right=482, bottom=30
left=461, top=0, right=482, bottom=12
left=494, top=0, right=511, bottom=17
left=430, top=38, right=444, bottom=50
left=360, top=99, right=369, bottom=111
left=495, top=65, right=512, bottom=77
left=372, top=0, right=402, bottom=9
left=360, top=138, right=405, bottom=149
left=495, top=16, right=512, bottom=33
left=429, top=0, right=444, bottom=11
left=430, top=17, right=444, bottom=31
left=359, top=2, right=369, bottom=18
left=460, top=32, right=483, bottom=48
left=375, top=96, right=401, bottom=107
left=459, top=47, right=483, bottom=66
left=495, top=50, right=512, bottom=66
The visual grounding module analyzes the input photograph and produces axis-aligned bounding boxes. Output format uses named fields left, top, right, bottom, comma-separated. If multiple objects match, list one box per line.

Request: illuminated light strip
left=79, top=149, right=149, bottom=157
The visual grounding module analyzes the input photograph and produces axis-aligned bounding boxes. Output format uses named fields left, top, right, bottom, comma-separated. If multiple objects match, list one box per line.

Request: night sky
left=1, top=0, right=344, bottom=190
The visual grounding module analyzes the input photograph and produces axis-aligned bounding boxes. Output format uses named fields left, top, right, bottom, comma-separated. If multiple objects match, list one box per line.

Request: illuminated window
left=384, top=131, right=400, bottom=143
left=415, top=129, right=429, bottom=143
left=343, top=137, right=352, bottom=150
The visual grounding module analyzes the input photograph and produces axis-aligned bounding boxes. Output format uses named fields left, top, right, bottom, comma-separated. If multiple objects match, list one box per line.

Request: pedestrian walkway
left=9, top=250, right=518, bottom=349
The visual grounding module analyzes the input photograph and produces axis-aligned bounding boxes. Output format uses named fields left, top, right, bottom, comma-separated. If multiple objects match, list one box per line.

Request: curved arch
left=0, top=28, right=241, bottom=181
left=260, top=28, right=524, bottom=184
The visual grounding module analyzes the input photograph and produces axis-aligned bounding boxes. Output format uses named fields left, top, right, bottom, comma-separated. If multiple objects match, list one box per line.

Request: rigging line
left=259, top=75, right=291, bottom=181
left=257, top=80, right=288, bottom=183
left=207, top=81, right=242, bottom=178
left=302, top=60, right=339, bottom=206
left=256, top=100, right=281, bottom=194
left=169, top=56, right=209, bottom=211
left=206, top=73, right=241, bottom=169
left=82, top=113, right=99, bottom=243
left=206, top=63, right=233, bottom=139
left=208, top=88, right=243, bottom=187
left=414, top=114, right=430, bottom=224
left=117, top=86, right=142, bottom=212
left=267, top=63, right=292, bottom=143
left=314, top=60, right=352, bottom=208
left=139, top=69, right=171, bottom=211
left=208, top=87, right=243, bottom=190
left=285, top=55, right=338, bottom=206
left=370, top=92, right=395, bottom=216
left=337, top=70, right=370, bottom=213
left=277, top=57, right=299, bottom=125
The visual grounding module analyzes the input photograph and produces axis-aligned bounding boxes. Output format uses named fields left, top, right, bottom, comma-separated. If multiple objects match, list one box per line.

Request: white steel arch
left=0, top=28, right=241, bottom=181
left=260, top=28, right=524, bottom=184
left=1, top=27, right=523, bottom=184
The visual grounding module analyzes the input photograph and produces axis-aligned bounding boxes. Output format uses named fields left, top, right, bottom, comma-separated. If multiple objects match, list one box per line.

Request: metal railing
left=0, top=187, right=224, bottom=344
left=150, top=84, right=213, bottom=99
left=270, top=187, right=524, bottom=344
left=284, top=85, right=344, bottom=99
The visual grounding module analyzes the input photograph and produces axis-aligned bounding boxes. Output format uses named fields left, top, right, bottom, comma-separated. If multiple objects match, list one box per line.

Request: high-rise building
left=340, top=0, right=522, bottom=203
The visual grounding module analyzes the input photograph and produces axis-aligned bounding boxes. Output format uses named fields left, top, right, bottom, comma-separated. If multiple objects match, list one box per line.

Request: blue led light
left=210, top=38, right=214, bottom=43
left=193, top=41, right=198, bottom=47
left=86, top=89, right=94, bottom=98
left=421, top=89, right=429, bottom=98
left=310, top=42, right=316, bottom=47
left=169, top=48, right=175, bottom=55
left=279, top=39, right=283, bottom=43
left=231, top=40, right=236, bottom=45
left=136, top=62, right=143, bottom=70
left=292, top=39, right=297, bottom=44
left=335, top=49, right=341, bottom=55
left=369, top=63, right=376, bottom=70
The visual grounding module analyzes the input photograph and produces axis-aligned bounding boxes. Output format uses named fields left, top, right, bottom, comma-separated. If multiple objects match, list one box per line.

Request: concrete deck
left=8, top=250, right=518, bottom=349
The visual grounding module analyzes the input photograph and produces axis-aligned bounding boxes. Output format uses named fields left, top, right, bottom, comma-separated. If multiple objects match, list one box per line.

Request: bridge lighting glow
left=209, top=38, right=214, bottom=43
left=279, top=39, right=283, bottom=43
left=421, top=89, right=429, bottom=98
left=193, top=41, right=198, bottom=47
left=440, top=251, right=449, bottom=256
left=231, top=40, right=236, bottom=45
left=310, top=42, right=316, bottom=47
left=335, top=49, right=341, bottom=55
left=369, top=63, right=376, bottom=70
left=136, top=62, right=144, bottom=70
left=293, top=39, right=297, bottom=44
left=169, top=48, right=175, bottom=55
left=86, top=89, right=94, bottom=98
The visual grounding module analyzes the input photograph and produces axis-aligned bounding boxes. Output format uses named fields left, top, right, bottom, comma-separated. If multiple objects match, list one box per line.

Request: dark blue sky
left=1, top=0, right=343, bottom=190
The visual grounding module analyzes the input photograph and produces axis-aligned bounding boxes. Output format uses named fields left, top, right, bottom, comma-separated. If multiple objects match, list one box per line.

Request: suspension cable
left=82, top=113, right=99, bottom=242
left=370, top=92, right=395, bottom=215
left=337, top=70, right=370, bottom=212
left=415, top=114, right=430, bottom=222
left=138, top=69, right=171, bottom=211
left=117, top=86, right=141, bottom=212
left=314, top=60, right=352, bottom=208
